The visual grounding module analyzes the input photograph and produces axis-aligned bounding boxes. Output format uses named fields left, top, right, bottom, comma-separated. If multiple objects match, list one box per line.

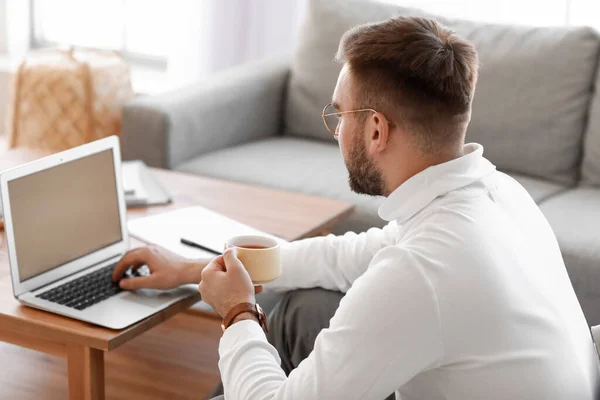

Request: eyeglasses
left=322, top=103, right=388, bottom=139
left=322, top=103, right=377, bottom=138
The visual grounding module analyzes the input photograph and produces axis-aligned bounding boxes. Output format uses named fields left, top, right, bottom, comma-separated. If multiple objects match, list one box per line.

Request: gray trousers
left=209, top=288, right=395, bottom=400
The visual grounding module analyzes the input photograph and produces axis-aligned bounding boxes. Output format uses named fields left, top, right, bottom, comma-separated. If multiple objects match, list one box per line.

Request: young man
left=113, top=17, right=599, bottom=399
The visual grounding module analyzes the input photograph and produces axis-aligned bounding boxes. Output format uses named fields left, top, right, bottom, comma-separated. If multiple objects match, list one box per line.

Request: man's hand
left=112, top=246, right=209, bottom=290
left=199, top=248, right=263, bottom=318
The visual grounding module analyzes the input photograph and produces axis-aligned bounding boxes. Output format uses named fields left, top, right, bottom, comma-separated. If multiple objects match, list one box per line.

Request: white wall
left=378, top=0, right=600, bottom=29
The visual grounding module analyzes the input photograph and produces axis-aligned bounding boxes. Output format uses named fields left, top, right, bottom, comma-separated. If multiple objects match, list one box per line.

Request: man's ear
left=367, top=112, right=390, bottom=155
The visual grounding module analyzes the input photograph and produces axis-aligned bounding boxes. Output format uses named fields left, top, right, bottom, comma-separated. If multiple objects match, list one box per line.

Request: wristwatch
left=221, top=302, right=268, bottom=333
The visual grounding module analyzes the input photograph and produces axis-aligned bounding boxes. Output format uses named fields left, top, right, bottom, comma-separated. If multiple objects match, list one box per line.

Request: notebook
left=122, top=160, right=171, bottom=207
left=127, top=206, right=286, bottom=259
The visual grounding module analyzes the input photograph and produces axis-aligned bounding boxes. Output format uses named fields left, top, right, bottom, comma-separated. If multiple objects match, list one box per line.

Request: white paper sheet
left=127, top=206, right=285, bottom=259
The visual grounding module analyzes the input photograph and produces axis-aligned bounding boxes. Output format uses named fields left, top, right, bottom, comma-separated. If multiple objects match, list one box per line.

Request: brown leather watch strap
left=221, top=302, right=268, bottom=333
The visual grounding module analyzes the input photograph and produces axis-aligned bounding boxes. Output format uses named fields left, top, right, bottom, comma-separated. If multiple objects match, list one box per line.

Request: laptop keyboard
left=36, top=263, right=122, bottom=310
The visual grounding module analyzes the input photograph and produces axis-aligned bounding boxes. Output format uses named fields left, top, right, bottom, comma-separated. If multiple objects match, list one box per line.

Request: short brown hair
left=336, top=17, right=479, bottom=152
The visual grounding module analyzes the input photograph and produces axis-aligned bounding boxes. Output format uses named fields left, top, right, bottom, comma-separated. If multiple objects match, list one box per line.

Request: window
left=31, top=0, right=169, bottom=68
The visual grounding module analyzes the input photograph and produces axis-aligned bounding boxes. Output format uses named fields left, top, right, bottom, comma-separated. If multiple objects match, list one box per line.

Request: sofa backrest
left=284, top=0, right=600, bottom=185
left=581, top=69, right=600, bottom=186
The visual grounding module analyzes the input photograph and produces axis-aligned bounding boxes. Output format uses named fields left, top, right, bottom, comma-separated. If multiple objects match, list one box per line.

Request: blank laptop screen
left=8, top=149, right=122, bottom=282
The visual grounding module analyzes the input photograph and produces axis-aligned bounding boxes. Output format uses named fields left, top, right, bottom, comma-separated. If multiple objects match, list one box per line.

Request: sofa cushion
left=285, top=0, right=600, bottom=184
left=175, top=137, right=386, bottom=234
left=581, top=68, right=600, bottom=186
left=175, top=137, right=565, bottom=234
left=540, top=187, right=600, bottom=326
left=509, top=173, right=569, bottom=203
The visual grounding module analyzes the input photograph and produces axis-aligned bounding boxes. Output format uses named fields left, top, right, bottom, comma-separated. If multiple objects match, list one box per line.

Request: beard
left=344, top=124, right=385, bottom=196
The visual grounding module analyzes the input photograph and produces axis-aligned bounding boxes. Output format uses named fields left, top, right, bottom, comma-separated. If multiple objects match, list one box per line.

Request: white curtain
left=167, top=0, right=306, bottom=88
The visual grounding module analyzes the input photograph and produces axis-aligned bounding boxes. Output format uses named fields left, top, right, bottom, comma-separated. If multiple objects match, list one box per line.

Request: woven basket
left=6, top=48, right=134, bottom=152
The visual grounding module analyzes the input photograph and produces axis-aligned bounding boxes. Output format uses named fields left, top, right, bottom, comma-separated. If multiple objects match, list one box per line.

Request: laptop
left=0, top=136, right=197, bottom=329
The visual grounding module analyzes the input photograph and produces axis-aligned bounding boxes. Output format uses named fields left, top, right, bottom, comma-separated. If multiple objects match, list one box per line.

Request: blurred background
left=0, top=0, right=598, bottom=136
left=3, top=1, right=600, bottom=399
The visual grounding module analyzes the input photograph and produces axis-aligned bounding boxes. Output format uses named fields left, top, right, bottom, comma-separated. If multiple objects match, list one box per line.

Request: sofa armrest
left=121, top=57, right=290, bottom=168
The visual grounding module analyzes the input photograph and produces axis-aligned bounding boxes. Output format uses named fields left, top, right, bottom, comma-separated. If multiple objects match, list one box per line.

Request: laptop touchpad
left=121, top=289, right=183, bottom=309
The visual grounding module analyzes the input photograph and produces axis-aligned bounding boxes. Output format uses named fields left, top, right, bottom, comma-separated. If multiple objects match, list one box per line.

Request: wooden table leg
left=67, top=344, right=105, bottom=400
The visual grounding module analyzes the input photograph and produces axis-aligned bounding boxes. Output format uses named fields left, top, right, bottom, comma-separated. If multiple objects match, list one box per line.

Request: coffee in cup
left=225, top=235, right=281, bottom=284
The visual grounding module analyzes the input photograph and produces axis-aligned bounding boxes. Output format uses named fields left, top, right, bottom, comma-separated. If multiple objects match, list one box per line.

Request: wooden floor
left=0, top=311, right=223, bottom=400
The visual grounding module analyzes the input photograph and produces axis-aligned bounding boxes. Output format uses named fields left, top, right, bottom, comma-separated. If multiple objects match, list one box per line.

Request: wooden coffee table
left=0, top=146, right=353, bottom=400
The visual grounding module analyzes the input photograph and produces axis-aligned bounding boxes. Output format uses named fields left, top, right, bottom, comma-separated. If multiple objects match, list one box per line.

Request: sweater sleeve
left=219, top=245, right=444, bottom=399
left=265, top=221, right=401, bottom=293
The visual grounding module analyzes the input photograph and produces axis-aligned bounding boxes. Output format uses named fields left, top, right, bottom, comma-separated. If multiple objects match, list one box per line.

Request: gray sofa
left=122, top=0, right=600, bottom=326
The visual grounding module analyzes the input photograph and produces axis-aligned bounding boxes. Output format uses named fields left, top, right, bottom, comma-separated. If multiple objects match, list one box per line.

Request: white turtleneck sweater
left=217, top=143, right=599, bottom=400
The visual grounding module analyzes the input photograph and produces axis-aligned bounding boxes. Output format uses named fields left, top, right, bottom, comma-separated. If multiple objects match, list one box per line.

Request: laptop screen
left=8, top=149, right=122, bottom=282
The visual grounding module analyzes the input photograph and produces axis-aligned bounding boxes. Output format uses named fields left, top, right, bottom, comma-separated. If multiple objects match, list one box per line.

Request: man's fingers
left=201, top=257, right=227, bottom=282
left=112, top=248, right=148, bottom=281
left=119, top=275, right=160, bottom=290
left=254, top=285, right=263, bottom=294
left=212, top=255, right=226, bottom=272
left=223, top=248, right=245, bottom=273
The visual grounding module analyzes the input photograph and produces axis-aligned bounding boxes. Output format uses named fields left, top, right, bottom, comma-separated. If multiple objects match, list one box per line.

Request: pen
left=180, top=238, right=222, bottom=255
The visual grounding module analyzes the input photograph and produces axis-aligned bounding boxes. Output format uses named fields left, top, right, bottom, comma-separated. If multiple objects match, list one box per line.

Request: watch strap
left=221, top=302, right=268, bottom=333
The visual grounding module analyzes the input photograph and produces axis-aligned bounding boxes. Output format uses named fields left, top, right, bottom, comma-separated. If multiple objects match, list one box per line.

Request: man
left=113, top=17, right=599, bottom=399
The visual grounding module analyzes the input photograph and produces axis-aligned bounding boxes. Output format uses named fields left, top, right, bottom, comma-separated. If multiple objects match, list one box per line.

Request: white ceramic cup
left=225, top=235, right=281, bottom=284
